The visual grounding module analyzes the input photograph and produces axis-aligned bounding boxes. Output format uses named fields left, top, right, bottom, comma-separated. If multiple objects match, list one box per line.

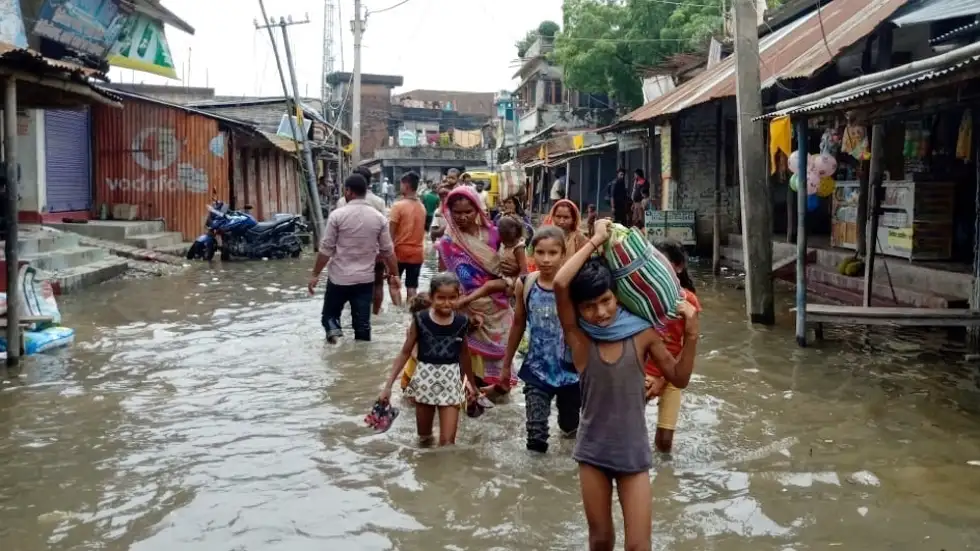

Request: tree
left=554, top=0, right=724, bottom=109
left=516, top=20, right=562, bottom=58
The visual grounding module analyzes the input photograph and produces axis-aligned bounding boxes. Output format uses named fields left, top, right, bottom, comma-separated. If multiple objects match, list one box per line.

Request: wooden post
left=795, top=117, right=809, bottom=347
left=4, top=78, right=18, bottom=366
left=862, top=26, right=893, bottom=307
left=734, top=0, right=775, bottom=324
left=970, top=108, right=980, bottom=355
left=712, top=102, right=723, bottom=274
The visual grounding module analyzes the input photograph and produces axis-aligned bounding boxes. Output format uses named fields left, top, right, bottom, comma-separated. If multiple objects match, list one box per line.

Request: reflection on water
left=1, top=253, right=980, bottom=550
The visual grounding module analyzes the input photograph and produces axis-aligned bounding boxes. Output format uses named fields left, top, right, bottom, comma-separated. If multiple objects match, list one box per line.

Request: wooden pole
left=4, top=77, right=19, bottom=366
left=734, top=0, right=774, bottom=324
left=862, top=27, right=893, bottom=307
left=712, top=101, right=723, bottom=274
left=795, top=117, right=809, bottom=347
left=970, top=107, right=980, bottom=355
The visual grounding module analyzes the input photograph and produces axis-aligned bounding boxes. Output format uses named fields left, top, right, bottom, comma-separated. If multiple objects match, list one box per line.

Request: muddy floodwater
left=2, top=250, right=980, bottom=550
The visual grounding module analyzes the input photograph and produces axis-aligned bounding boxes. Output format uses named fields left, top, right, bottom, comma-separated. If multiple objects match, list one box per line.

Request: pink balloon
left=815, top=154, right=837, bottom=177
left=806, top=169, right=820, bottom=194
left=788, top=150, right=800, bottom=173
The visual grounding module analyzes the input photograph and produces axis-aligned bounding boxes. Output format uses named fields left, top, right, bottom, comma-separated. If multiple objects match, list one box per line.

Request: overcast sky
left=108, top=0, right=563, bottom=98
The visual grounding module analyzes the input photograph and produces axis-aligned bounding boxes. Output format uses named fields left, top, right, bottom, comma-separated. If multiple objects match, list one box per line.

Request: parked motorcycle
left=187, top=201, right=307, bottom=261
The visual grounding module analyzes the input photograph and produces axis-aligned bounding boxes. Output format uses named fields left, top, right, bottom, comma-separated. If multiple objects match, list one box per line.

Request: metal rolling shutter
left=44, top=109, right=92, bottom=212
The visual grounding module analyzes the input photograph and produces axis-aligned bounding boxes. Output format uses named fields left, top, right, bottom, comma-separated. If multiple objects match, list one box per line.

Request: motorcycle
left=187, top=201, right=307, bottom=261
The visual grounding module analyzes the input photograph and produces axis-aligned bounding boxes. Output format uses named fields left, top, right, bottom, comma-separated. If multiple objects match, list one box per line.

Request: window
left=544, top=80, right=564, bottom=105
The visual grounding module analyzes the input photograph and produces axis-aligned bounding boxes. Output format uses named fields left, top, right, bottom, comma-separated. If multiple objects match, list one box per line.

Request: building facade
left=326, top=72, right=404, bottom=160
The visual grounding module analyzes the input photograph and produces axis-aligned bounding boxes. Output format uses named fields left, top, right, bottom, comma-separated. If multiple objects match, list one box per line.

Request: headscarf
left=437, top=187, right=514, bottom=375
left=545, top=199, right=589, bottom=255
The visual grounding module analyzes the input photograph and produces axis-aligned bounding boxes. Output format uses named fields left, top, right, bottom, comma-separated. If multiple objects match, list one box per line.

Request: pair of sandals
left=365, top=400, right=400, bottom=433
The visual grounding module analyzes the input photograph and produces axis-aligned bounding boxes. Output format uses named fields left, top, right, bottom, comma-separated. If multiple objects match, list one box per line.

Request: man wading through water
left=308, top=173, right=401, bottom=343
left=388, top=171, right=427, bottom=301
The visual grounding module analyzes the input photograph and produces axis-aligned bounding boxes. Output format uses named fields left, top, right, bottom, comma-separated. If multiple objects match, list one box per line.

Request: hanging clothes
left=842, top=125, right=869, bottom=161
left=769, top=116, right=792, bottom=174
left=957, top=109, right=972, bottom=161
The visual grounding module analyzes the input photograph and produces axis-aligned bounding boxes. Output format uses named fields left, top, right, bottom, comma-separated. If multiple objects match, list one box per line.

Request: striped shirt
left=320, top=199, right=393, bottom=286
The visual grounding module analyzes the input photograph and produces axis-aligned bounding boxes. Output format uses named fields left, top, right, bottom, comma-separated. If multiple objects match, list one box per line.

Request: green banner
left=108, top=14, right=177, bottom=79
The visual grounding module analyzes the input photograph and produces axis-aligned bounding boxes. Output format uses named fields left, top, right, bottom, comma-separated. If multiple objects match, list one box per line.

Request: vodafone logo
left=131, top=127, right=180, bottom=172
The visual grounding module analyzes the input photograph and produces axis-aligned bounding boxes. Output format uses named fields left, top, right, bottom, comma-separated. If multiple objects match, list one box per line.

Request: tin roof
left=758, top=49, right=980, bottom=118
left=0, top=44, right=122, bottom=105
left=891, top=0, right=980, bottom=26
left=615, top=0, right=909, bottom=127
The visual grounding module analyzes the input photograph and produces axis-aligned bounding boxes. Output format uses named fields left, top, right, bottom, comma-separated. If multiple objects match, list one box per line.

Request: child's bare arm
left=500, top=278, right=527, bottom=386
left=515, top=247, right=529, bottom=275
left=382, top=322, right=418, bottom=395
left=556, top=232, right=607, bottom=372
left=643, top=308, right=699, bottom=389
left=457, top=279, right=509, bottom=308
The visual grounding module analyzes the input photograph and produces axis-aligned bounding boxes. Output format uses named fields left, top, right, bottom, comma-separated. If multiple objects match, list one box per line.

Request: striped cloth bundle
left=601, top=223, right=683, bottom=330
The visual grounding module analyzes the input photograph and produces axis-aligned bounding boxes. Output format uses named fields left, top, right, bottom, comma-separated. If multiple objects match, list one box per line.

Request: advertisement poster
left=33, top=0, right=130, bottom=58
left=107, top=12, right=177, bottom=79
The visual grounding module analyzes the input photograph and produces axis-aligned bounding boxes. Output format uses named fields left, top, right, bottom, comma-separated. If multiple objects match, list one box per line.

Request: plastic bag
left=17, top=264, right=60, bottom=330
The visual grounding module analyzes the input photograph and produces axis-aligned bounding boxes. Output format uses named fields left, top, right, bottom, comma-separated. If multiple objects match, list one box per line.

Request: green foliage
left=516, top=20, right=562, bottom=58
left=553, top=0, right=726, bottom=109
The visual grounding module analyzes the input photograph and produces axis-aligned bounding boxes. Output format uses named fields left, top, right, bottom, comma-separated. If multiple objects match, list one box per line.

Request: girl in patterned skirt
left=381, top=272, right=478, bottom=446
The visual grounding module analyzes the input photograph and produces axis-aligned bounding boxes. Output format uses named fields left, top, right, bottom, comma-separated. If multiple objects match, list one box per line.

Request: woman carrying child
left=380, top=273, right=478, bottom=446
left=554, top=219, right=699, bottom=551
left=499, top=226, right=576, bottom=453
left=645, top=239, right=701, bottom=454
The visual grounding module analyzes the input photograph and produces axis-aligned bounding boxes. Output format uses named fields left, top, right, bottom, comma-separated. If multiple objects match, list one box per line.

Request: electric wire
left=369, top=0, right=412, bottom=15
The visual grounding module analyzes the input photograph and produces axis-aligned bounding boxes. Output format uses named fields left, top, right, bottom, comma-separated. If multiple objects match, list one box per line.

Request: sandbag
left=0, top=326, right=74, bottom=355
left=17, top=264, right=60, bottom=330
left=601, top=223, right=682, bottom=330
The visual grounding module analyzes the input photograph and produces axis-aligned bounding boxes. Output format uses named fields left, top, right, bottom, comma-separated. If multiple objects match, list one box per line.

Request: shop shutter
left=44, top=109, right=92, bottom=212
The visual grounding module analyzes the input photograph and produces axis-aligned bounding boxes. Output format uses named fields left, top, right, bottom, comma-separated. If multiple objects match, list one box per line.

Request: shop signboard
left=107, top=12, right=176, bottom=78
left=33, top=0, right=131, bottom=58
left=0, top=0, right=28, bottom=48
left=645, top=210, right=696, bottom=246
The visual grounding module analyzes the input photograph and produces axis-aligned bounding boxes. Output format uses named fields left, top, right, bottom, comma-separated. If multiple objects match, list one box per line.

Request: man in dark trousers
left=608, top=168, right=630, bottom=226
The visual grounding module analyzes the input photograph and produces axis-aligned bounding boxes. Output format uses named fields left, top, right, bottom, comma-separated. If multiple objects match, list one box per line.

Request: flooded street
left=3, top=251, right=980, bottom=550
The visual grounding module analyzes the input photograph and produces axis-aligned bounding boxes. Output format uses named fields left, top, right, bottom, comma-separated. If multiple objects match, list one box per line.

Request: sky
left=108, top=0, right=564, bottom=98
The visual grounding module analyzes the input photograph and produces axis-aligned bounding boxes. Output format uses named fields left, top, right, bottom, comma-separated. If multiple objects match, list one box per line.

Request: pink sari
left=436, top=187, right=517, bottom=386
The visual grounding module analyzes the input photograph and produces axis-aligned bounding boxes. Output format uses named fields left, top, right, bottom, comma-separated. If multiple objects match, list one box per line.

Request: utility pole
left=351, top=0, right=364, bottom=166
left=4, top=78, right=19, bottom=367
left=255, top=3, right=324, bottom=247
left=733, top=0, right=774, bottom=325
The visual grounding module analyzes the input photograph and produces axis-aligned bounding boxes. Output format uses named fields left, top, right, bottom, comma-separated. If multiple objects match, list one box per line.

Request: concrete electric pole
left=733, top=0, right=774, bottom=324
left=255, top=3, right=324, bottom=247
left=351, top=0, right=364, bottom=167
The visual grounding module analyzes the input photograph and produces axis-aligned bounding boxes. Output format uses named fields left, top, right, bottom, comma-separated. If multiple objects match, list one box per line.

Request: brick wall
left=671, top=100, right=741, bottom=248
left=360, top=83, right=393, bottom=159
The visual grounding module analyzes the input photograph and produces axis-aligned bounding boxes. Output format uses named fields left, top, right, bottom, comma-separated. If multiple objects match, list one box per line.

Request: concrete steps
left=2, top=229, right=129, bottom=294
left=46, top=220, right=185, bottom=252
left=806, top=265, right=967, bottom=309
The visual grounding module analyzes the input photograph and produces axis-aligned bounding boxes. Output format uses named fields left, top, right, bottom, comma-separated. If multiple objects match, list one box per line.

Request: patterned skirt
left=405, top=361, right=465, bottom=406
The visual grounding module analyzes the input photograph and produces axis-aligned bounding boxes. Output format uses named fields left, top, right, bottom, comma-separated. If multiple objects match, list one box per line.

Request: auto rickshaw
left=465, top=165, right=523, bottom=215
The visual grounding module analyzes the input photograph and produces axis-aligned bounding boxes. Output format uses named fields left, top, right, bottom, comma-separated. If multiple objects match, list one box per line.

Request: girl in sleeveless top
left=381, top=273, right=477, bottom=446
left=554, top=219, right=700, bottom=551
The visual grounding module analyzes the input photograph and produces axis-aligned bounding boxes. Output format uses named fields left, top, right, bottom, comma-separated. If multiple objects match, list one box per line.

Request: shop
left=44, top=108, right=93, bottom=215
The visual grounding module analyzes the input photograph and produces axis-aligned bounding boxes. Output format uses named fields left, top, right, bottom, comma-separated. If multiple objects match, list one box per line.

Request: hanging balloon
left=789, top=173, right=800, bottom=192
left=815, top=154, right=838, bottom=178
left=817, top=176, right=835, bottom=198
left=807, top=194, right=820, bottom=212
left=806, top=169, right=820, bottom=195
left=788, top=150, right=800, bottom=174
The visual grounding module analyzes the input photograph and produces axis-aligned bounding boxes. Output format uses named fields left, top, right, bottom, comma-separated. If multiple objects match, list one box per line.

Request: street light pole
left=351, top=0, right=364, bottom=167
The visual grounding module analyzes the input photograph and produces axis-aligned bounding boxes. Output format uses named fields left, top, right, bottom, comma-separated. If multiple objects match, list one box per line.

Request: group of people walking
left=308, top=166, right=701, bottom=551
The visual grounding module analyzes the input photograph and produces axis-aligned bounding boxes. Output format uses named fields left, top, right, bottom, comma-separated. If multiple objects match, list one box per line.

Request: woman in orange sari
left=544, top=199, right=589, bottom=255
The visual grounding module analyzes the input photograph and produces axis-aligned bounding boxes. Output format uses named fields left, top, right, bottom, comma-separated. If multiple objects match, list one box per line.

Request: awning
left=757, top=43, right=980, bottom=119
left=930, top=19, right=980, bottom=44
left=259, top=131, right=298, bottom=153
left=548, top=141, right=617, bottom=164
left=0, top=45, right=122, bottom=107
left=891, top=0, right=980, bottom=27
left=611, top=0, right=908, bottom=129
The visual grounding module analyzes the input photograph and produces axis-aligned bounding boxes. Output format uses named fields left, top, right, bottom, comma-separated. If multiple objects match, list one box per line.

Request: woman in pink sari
left=437, top=186, right=520, bottom=388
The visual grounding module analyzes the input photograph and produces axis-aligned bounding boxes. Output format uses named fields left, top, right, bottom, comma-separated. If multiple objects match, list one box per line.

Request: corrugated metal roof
left=260, top=131, right=299, bottom=153
left=930, top=19, right=980, bottom=43
left=758, top=52, right=980, bottom=118
left=891, top=0, right=980, bottom=26
left=0, top=44, right=122, bottom=105
left=618, top=0, right=908, bottom=126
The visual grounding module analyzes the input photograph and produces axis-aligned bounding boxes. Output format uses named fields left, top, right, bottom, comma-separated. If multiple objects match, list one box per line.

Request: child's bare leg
left=578, top=463, right=615, bottom=551
left=655, top=428, right=675, bottom=453
left=437, top=405, right=460, bottom=445
left=616, top=472, right=652, bottom=551
left=415, top=404, right=436, bottom=447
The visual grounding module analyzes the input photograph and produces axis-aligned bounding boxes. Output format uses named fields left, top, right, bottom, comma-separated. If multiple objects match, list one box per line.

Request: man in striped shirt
left=308, top=173, right=400, bottom=342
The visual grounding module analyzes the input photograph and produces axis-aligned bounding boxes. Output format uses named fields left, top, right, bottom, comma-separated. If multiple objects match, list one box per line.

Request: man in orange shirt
left=388, top=171, right=427, bottom=301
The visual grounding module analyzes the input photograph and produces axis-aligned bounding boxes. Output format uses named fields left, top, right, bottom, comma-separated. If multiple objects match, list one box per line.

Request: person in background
left=389, top=171, right=427, bottom=302
left=494, top=194, right=534, bottom=239
left=585, top=204, right=597, bottom=237
left=308, top=173, right=401, bottom=343
left=337, top=167, right=386, bottom=213
left=477, top=182, right=490, bottom=215
left=446, top=168, right=460, bottom=190
left=631, top=169, right=649, bottom=229
left=550, top=171, right=567, bottom=208
left=609, top=168, right=630, bottom=226
left=421, top=182, right=441, bottom=232
left=380, top=178, right=391, bottom=207
left=429, top=184, right=452, bottom=242
left=546, top=199, right=589, bottom=255
left=645, top=238, right=701, bottom=454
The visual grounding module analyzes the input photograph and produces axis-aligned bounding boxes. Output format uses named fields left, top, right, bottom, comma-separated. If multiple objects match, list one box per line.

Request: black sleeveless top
left=415, top=311, right=469, bottom=365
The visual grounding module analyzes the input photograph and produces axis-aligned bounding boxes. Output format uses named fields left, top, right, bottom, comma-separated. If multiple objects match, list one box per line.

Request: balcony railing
left=375, top=146, right=489, bottom=162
